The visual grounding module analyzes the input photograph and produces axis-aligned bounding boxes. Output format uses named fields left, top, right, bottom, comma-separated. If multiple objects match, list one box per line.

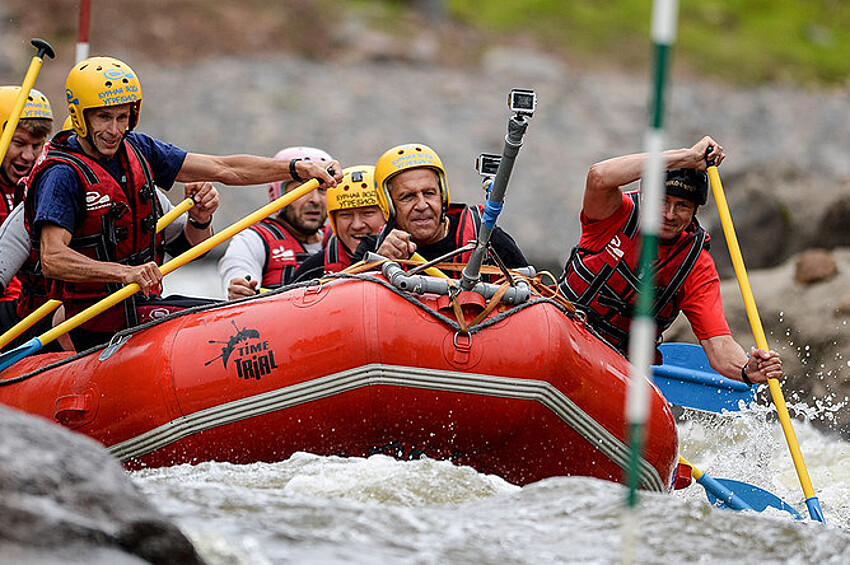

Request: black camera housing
left=475, top=153, right=502, bottom=178
left=508, top=88, right=537, bottom=116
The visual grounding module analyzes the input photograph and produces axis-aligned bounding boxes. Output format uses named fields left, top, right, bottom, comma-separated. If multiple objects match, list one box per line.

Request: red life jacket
left=558, top=192, right=710, bottom=356
left=323, top=234, right=352, bottom=273
left=373, top=204, right=482, bottom=276
left=23, top=131, right=162, bottom=330
left=0, top=174, right=20, bottom=222
left=0, top=174, right=23, bottom=302
left=251, top=217, right=329, bottom=288
left=445, top=204, right=481, bottom=265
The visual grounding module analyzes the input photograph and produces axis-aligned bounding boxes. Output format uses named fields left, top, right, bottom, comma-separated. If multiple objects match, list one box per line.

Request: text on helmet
left=335, top=193, right=379, bottom=209
left=392, top=153, right=437, bottom=169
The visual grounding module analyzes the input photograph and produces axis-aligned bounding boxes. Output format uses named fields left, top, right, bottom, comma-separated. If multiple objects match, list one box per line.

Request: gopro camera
left=508, top=88, right=537, bottom=117
left=475, top=153, right=501, bottom=178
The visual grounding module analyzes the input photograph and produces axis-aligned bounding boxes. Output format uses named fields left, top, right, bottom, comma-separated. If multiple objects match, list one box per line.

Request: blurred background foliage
left=4, top=0, right=848, bottom=88
left=354, top=0, right=850, bottom=86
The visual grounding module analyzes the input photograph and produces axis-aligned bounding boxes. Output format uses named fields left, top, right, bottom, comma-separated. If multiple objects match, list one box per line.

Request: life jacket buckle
left=114, top=226, right=129, bottom=242
left=109, top=201, right=129, bottom=219
left=140, top=215, right=156, bottom=233
left=138, top=184, right=154, bottom=204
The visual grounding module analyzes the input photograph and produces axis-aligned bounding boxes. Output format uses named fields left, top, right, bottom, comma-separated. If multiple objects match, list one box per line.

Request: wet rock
left=815, top=194, right=850, bottom=249
left=701, top=185, right=793, bottom=277
left=795, top=248, right=838, bottom=284
left=0, top=406, right=203, bottom=565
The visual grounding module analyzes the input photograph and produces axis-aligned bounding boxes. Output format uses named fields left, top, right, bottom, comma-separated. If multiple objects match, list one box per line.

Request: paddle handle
left=160, top=179, right=320, bottom=278
left=707, top=167, right=768, bottom=349
left=707, top=164, right=823, bottom=519
left=157, top=197, right=195, bottom=229
left=0, top=39, right=55, bottom=171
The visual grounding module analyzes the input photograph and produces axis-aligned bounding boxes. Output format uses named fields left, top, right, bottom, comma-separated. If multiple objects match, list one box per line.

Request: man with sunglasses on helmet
left=558, top=135, right=782, bottom=386
left=356, top=143, right=527, bottom=273
left=25, top=57, right=341, bottom=351
left=290, top=165, right=387, bottom=282
left=218, top=146, right=338, bottom=299
left=0, top=86, right=53, bottom=336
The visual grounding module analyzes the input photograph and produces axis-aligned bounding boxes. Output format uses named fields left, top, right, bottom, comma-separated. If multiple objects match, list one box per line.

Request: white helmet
left=268, top=146, right=333, bottom=201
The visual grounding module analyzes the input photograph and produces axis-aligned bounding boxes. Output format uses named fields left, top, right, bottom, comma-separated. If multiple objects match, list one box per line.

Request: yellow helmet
left=0, top=86, right=53, bottom=131
left=326, top=165, right=387, bottom=235
left=65, top=56, right=142, bottom=137
left=374, top=143, right=449, bottom=220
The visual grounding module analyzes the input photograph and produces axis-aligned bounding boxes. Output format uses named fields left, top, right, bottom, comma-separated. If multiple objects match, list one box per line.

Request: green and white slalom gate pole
left=622, top=0, right=678, bottom=557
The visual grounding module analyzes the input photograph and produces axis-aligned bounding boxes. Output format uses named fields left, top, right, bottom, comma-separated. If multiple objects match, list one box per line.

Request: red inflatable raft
left=0, top=265, right=678, bottom=491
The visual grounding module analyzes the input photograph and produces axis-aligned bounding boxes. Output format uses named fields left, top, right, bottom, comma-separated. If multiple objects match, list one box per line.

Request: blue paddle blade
left=703, top=477, right=803, bottom=520
left=652, top=342, right=756, bottom=412
left=0, top=337, right=43, bottom=373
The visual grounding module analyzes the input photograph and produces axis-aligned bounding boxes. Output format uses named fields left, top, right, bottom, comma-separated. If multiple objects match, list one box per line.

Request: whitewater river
left=135, top=263, right=850, bottom=564
left=131, top=406, right=850, bottom=564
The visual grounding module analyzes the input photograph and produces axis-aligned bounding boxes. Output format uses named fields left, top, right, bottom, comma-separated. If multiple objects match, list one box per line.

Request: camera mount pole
left=459, top=106, right=530, bottom=291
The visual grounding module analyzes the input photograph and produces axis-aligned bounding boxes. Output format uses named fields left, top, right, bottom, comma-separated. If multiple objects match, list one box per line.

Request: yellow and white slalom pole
left=622, top=0, right=678, bottom=561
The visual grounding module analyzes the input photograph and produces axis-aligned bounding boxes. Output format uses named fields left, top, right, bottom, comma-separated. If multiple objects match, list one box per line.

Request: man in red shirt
left=559, top=136, right=782, bottom=385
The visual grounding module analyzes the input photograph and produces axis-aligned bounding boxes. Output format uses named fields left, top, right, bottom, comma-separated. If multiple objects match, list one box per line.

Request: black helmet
left=665, top=168, right=708, bottom=206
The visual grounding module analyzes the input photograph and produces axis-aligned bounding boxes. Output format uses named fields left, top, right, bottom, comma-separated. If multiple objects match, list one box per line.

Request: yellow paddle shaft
left=157, top=197, right=195, bottom=229
left=0, top=299, right=61, bottom=349
left=0, top=54, right=47, bottom=168
left=37, top=180, right=322, bottom=347
left=410, top=252, right=449, bottom=278
left=0, top=198, right=195, bottom=349
left=707, top=165, right=817, bottom=501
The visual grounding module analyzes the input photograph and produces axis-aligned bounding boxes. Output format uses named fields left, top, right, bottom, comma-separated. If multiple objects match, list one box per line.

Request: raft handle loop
left=453, top=331, right=472, bottom=350
left=573, top=309, right=587, bottom=326
left=305, top=280, right=324, bottom=295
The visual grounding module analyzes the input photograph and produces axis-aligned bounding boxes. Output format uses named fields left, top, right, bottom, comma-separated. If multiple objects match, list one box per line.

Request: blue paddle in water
left=680, top=456, right=802, bottom=519
left=652, top=342, right=756, bottom=413
left=651, top=342, right=803, bottom=518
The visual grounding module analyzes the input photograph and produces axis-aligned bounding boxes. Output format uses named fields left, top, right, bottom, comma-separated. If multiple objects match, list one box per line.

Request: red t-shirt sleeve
left=678, top=249, right=731, bottom=339
left=579, top=193, right=633, bottom=251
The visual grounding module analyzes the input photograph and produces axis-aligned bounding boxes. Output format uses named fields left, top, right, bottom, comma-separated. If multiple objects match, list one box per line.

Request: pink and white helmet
left=268, top=146, right=334, bottom=202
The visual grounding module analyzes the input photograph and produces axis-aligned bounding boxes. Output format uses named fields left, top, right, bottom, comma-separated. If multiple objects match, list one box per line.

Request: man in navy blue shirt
left=27, top=56, right=341, bottom=350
